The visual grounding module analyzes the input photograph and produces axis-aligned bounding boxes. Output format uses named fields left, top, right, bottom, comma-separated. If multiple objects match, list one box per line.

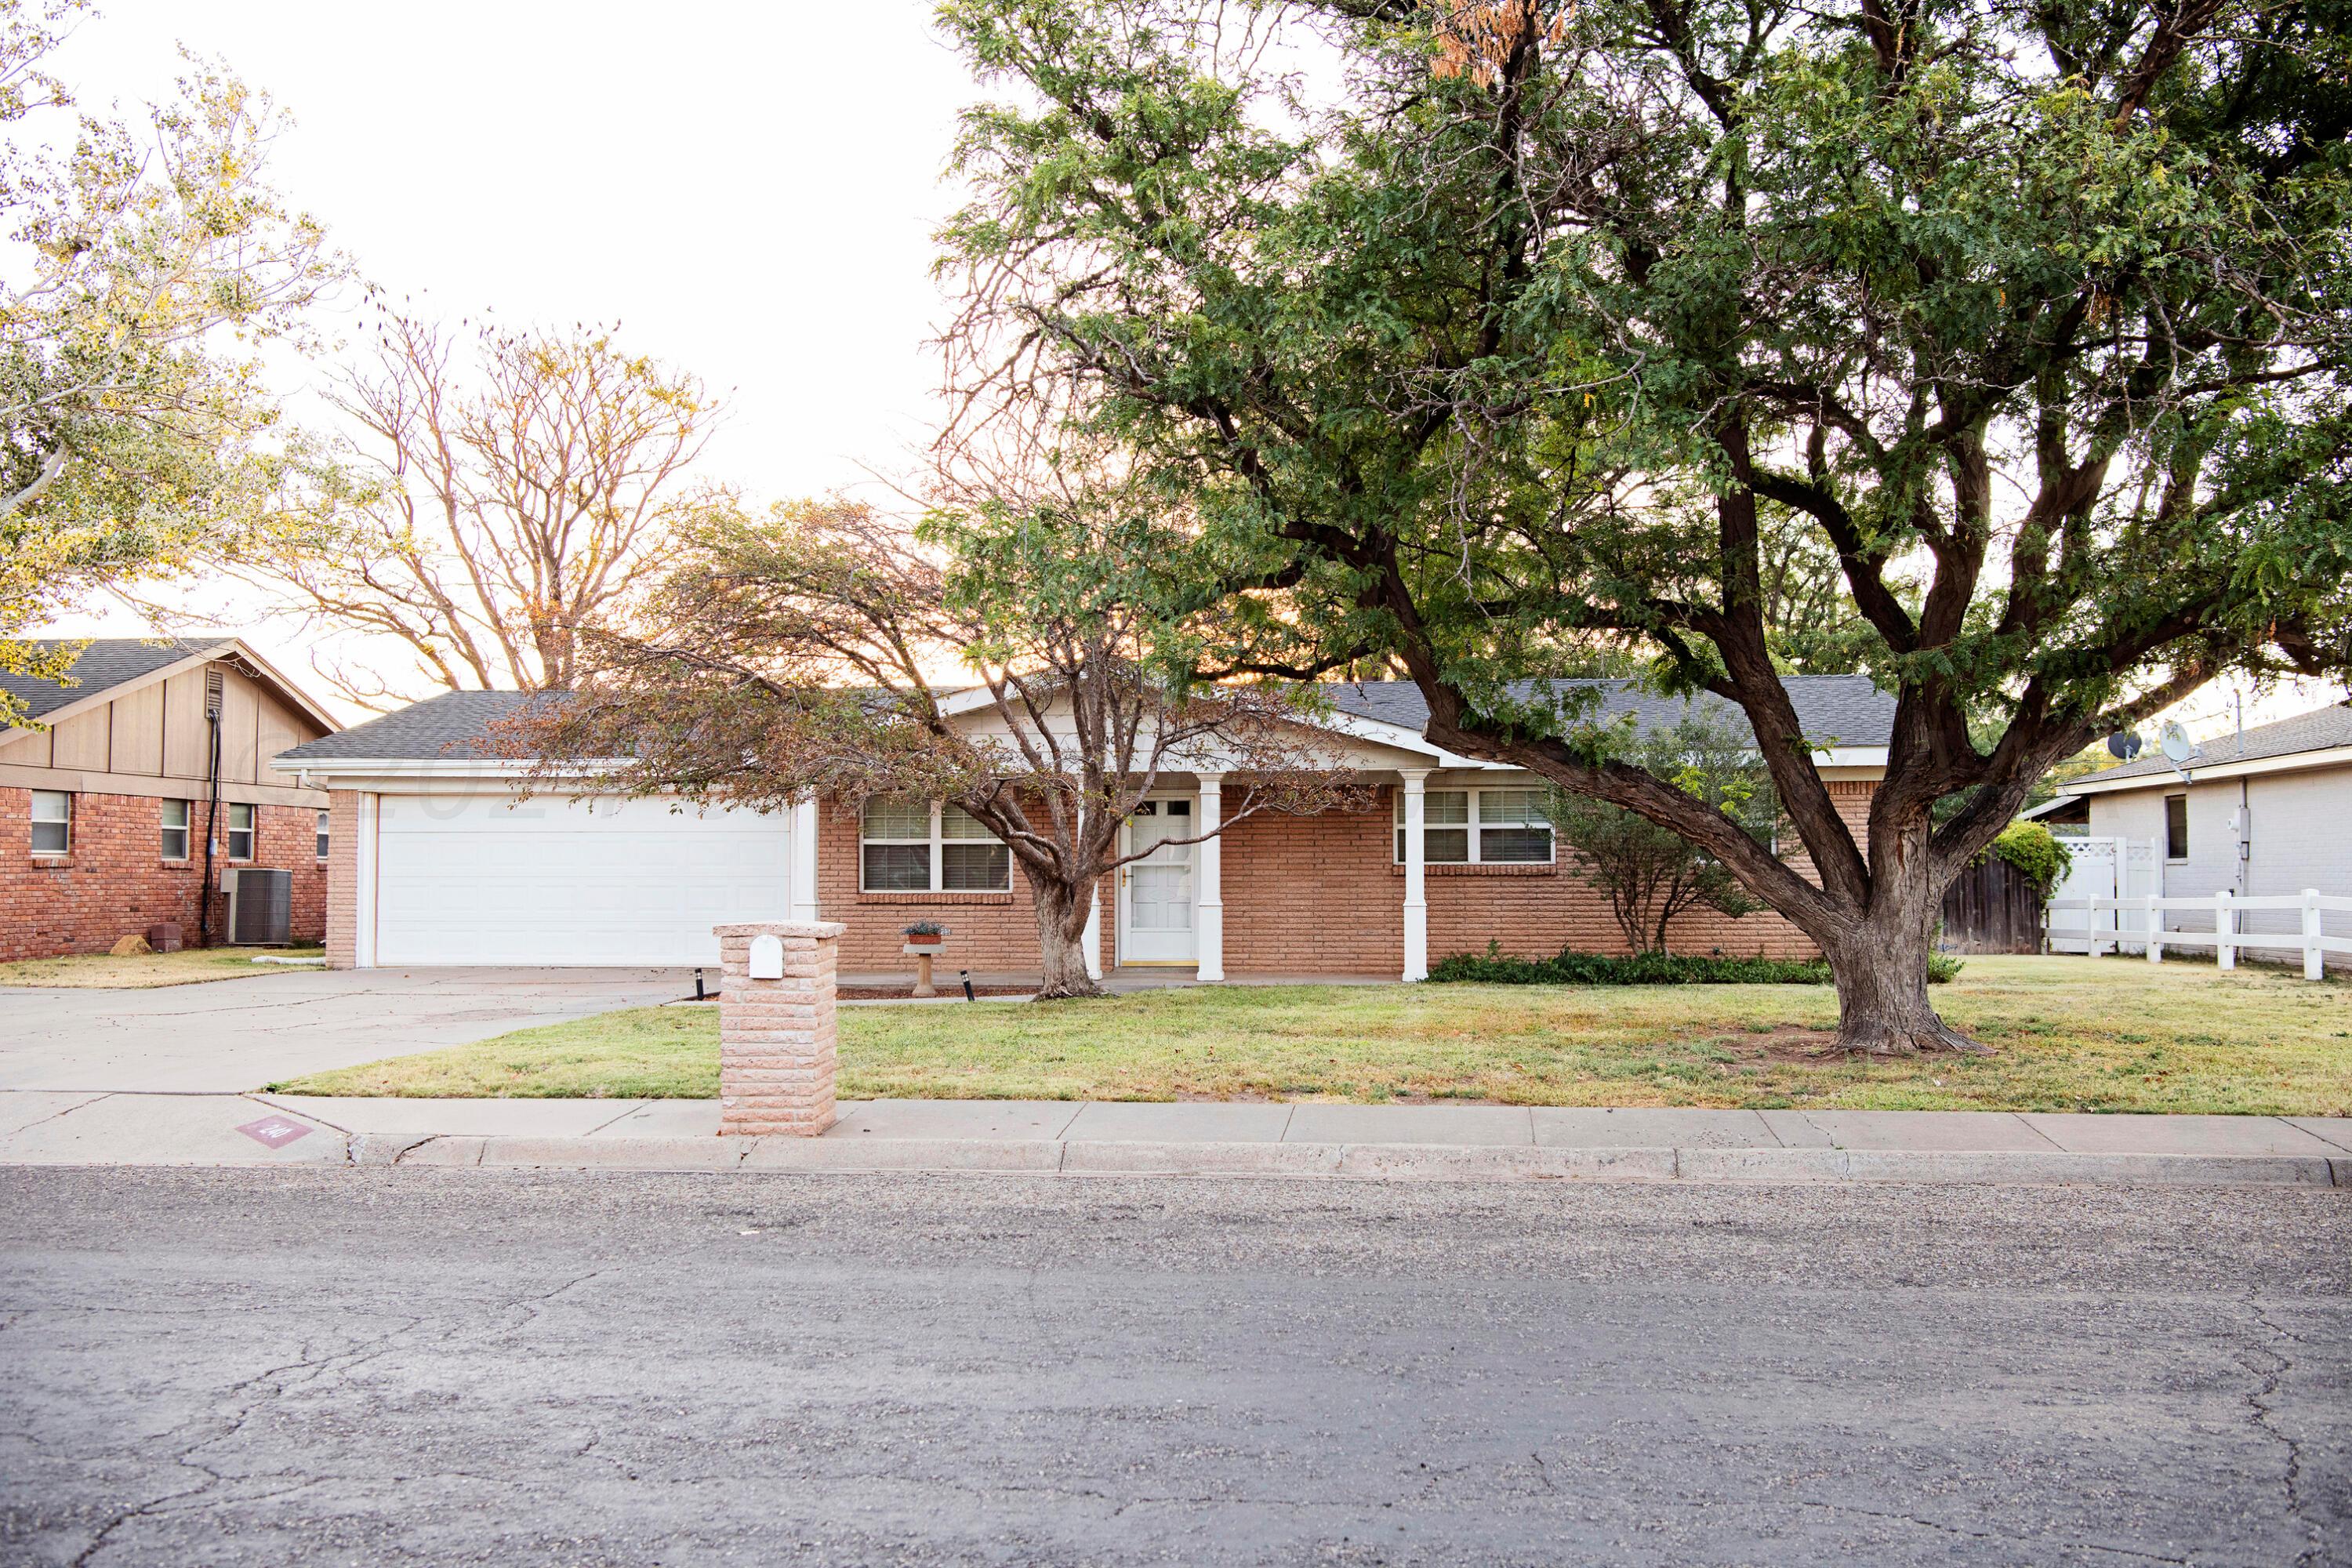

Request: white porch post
left=1082, top=886, right=1103, bottom=981
left=789, top=795, right=822, bottom=923
left=1195, top=772, right=1225, bottom=982
left=1400, top=769, right=1429, bottom=982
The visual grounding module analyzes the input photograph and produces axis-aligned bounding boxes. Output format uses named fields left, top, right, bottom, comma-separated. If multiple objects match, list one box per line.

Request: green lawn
left=270, top=955, right=2352, bottom=1116
left=0, top=946, right=326, bottom=989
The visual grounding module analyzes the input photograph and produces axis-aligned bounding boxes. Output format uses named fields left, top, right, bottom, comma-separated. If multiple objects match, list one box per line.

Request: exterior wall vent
left=205, top=666, right=226, bottom=719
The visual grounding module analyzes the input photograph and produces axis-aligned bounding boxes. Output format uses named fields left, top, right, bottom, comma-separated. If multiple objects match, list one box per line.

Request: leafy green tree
left=510, top=493, right=1366, bottom=998
left=0, top=2, right=342, bottom=724
left=1549, top=714, right=1777, bottom=954
left=934, top=0, right=2352, bottom=1051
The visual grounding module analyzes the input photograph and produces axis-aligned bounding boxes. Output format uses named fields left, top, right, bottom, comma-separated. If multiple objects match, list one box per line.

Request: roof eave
left=2062, top=743, right=2352, bottom=793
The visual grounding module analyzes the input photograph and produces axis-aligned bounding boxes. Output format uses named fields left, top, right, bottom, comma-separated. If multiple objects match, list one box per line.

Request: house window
left=315, top=809, right=331, bottom=860
left=30, top=790, right=71, bottom=856
left=1396, top=790, right=1469, bottom=863
left=1394, top=786, right=1552, bottom=866
left=227, top=802, right=254, bottom=861
left=861, top=800, right=1011, bottom=893
left=1476, top=789, right=1555, bottom=863
left=940, top=805, right=1011, bottom=891
left=2164, top=793, right=2189, bottom=861
left=161, top=799, right=191, bottom=861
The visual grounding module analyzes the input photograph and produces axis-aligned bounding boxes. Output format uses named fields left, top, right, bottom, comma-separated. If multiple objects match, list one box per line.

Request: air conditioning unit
left=220, top=866, right=293, bottom=946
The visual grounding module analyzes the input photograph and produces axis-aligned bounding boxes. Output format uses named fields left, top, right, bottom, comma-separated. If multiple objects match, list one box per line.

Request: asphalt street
left=2, top=1168, right=2347, bottom=1566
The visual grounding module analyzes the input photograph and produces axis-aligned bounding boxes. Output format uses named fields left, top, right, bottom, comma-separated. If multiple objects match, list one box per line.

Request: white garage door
left=374, top=793, right=791, bottom=966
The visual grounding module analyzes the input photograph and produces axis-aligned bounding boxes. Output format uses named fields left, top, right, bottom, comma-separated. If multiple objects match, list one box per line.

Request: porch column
left=1082, top=885, right=1103, bottom=980
left=1196, top=772, right=1225, bottom=982
left=789, top=795, right=822, bottom=923
left=1400, top=768, right=1429, bottom=982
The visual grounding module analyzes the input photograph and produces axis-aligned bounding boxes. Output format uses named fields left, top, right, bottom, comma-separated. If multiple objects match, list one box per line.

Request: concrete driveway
left=0, top=967, right=696, bottom=1093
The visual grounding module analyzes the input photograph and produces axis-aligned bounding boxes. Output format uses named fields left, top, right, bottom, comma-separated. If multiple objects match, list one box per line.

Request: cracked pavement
left=2, top=1167, right=2347, bottom=1566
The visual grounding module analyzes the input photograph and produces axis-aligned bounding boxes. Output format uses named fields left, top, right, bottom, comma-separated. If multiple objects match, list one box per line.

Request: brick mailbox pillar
left=714, top=920, right=848, bottom=1137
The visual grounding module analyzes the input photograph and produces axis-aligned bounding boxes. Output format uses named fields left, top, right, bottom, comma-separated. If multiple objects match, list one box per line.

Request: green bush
left=1982, top=821, right=2073, bottom=890
left=1428, top=944, right=1963, bottom=985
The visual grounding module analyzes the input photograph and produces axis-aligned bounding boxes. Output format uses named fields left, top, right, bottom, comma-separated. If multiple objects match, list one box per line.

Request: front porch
left=816, top=761, right=1579, bottom=984
left=834, top=966, right=1405, bottom=998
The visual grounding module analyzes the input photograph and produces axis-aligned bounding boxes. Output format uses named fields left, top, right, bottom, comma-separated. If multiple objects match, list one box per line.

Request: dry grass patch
left=0, top=946, right=325, bottom=989
left=272, top=956, right=2352, bottom=1116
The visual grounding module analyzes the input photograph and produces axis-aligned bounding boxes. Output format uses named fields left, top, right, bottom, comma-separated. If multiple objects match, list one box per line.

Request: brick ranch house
left=2, top=639, right=340, bottom=961
left=274, top=677, right=1895, bottom=981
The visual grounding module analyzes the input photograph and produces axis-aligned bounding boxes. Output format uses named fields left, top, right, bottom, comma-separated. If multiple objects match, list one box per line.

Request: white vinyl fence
left=2044, top=837, right=2161, bottom=953
left=2046, top=886, right=2352, bottom=979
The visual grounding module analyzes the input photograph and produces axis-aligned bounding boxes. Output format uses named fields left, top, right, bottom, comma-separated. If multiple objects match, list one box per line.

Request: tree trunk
left=1031, top=879, right=1102, bottom=1000
left=1816, top=851, right=1981, bottom=1054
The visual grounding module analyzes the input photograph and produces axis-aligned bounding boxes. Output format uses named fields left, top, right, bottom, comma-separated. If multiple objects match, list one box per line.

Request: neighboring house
left=274, top=677, right=1896, bottom=977
left=2057, top=701, right=2352, bottom=969
left=2, top=639, right=340, bottom=960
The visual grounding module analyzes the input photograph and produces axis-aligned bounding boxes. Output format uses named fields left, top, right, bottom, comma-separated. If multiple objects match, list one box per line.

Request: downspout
left=198, top=685, right=223, bottom=948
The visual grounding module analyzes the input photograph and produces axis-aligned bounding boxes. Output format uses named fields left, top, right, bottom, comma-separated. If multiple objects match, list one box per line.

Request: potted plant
left=902, top=920, right=947, bottom=949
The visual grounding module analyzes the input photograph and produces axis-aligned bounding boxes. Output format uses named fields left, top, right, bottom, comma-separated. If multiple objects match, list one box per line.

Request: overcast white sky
left=42, top=0, right=975, bottom=708
left=31, top=0, right=2344, bottom=737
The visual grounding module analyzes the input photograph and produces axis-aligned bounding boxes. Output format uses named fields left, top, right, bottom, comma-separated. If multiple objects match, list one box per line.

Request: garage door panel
left=375, top=793, right=789, bottom=966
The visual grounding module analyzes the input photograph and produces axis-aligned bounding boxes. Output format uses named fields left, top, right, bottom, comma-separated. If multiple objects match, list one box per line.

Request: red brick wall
left=816, top=801, right=1118, bottom=975
left=804, top=781, right=1878, bottom=976
left=1220, top=798, right=1403, bottom=976
left=2, top=787, right=328, bottom=961
left=1417, top=779, right=1875, bottom=964
left=324, top=789, right=360, bottom=971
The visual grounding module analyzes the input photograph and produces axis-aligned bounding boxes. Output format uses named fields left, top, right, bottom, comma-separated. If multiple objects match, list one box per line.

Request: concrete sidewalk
left=2, top=1090, right=2348, bottom=1186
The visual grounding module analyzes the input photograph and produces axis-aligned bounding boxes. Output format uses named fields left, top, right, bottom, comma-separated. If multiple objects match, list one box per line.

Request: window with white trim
left=226, top=802, right=254, bottom=861
left=1395, top=786, right=1553, bottom=866
left=861, top=800, right=1012, bottom=892
left=31, top=790, right=71, bottom=856
left=315, top=808, right=331, bottom=860
left=161, top=799, right=191, bottom=861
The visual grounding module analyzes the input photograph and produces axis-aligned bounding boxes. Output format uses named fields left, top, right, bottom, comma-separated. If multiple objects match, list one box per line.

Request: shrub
left=1982, top=822, right=2073, bottom=890
left=1429, top=942, right=1962, bottom=985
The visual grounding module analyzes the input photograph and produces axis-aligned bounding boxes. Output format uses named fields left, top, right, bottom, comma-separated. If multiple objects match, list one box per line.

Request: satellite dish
left=2106, top=731, right=2142, bottom=760
left=2159, top=721, right=2196, bottom=765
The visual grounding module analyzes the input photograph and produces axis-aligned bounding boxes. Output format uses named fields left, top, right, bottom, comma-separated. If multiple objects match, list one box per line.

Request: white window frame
left=314, top=808, right=331, bottom=861
left=161, top=799, right=191, bottom=862
left=30, top=789, right=71, bottom=857
left=226, top=801, right=255, bottom=862
left=2163, top=793, right=2189, bottom=862
left=859, top=800, right=1013, bottom=894
left=1394, top=786, right=1555, bottom=866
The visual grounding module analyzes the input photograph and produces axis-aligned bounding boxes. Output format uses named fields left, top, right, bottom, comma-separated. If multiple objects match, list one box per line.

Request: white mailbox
left=747, top=933, right=786, bottom=980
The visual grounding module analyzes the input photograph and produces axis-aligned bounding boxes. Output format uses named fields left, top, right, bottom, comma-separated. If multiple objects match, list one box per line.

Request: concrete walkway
left=0, top=967, right=696, bottom=1092
left=2, top=1090, right=2347, bottom=1187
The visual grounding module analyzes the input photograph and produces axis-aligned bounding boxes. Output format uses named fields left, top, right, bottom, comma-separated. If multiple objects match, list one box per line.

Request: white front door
left=1120, top=797, right=1197, bottom=965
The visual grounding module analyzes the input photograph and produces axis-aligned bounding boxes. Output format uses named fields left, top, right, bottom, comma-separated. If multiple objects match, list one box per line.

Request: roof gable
left=1, top=637, right=342, bottom=735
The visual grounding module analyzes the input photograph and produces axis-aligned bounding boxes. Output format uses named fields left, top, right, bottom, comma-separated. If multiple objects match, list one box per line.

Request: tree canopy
left=933, top=0, right=2352, bottom=1048
left=0, top=2, right=341, bottom=722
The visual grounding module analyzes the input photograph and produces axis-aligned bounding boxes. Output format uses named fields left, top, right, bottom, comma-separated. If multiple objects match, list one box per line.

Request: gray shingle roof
left=275, top=689, right=553, bottom=762
left=2069, top=702, right=2352, bottom=786
left=280, top=675, right=1897, bottom=764
left=1327, top=675, right=1898, bottom=749
left=0, top=637, right=224, bottom=723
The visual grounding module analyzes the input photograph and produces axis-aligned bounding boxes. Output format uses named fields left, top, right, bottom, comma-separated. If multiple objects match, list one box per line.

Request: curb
left=336, top=1134, right=2350, bottom=1188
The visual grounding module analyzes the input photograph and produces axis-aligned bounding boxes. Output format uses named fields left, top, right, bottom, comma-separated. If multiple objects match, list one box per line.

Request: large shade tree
left=935, top=0, right=2352, bottom=1050
left=248, top=310, right=723, bottom=708
left=509, top=493, right=1366, bottom=998
left=0, top=2, right=341, bottom=723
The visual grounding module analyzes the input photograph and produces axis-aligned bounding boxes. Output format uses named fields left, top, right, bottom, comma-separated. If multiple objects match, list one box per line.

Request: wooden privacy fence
left=1938, top=856, right=2046, bottom=954
left=2045, top=890, right=2352, bottom=979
